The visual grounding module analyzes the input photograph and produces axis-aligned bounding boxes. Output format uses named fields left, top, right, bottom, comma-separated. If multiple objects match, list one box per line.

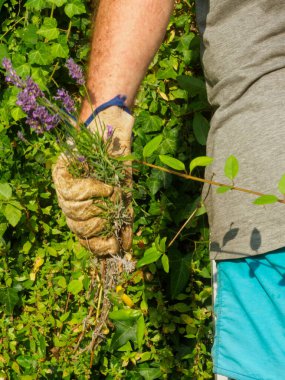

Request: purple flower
left=77, top=156, right=86, bottom=163
left=16, top=77, right=44, bottom=112
left=106, top=125, right=113, bottom=139
left=54, top=88, right=75, bottom=113
left=66, top=58, right=85, bottom=85
left=2, top=58, right=24, bottom=88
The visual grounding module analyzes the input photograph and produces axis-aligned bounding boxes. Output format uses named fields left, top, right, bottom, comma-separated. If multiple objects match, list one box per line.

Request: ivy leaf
left=0, top=44, right=9, bottom=63
left=64, top=0, right=86, bottom=18
left=48, top=0, right=67, bottom=6
left=25, top=0, right=46, bottom=10
left=0, top=287, right=19, bottom=315
left=137, top=368, right=162, bottom=380
left=0, top=183, right=12, bottom=199
left=29, top=44, right=52, bottom=65
left=50, top=43, right=69, bottom=59
left=136, top=112, right=163, bottom=133
left=3, top=204, right=22, bottom=227
left=159, top=127, right=179, bottom=155
left=189, top=156, right=213, bottom=173
left=177, top=75, right=207, bottom=98
left=67, top=279, right=83, bottom=295
left=11, top=107, right=26, bottom=121
left=111, top=319, right=137, bottom=350
left=224, top=155, right=239, bottom=181
left=193, top=113, right=209, bottom=145
left=278, top=174, right=285, bottom=194
left=143, top=134, right=163, bottom=158
left=37, top=18, right=59, bottom=41
left=159, top=155, right=185, bottom=171
left=253, top=195, right=278, bottom=205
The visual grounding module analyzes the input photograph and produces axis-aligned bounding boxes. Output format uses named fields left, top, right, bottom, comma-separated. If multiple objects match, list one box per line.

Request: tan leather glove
left=52, top=106, right=134, bottom=256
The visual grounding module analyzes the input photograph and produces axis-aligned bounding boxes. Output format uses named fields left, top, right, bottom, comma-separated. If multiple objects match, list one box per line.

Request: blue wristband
left=84, top=95, right=131, bottom=127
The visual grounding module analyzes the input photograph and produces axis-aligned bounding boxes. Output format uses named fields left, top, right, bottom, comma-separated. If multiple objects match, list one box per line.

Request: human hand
left=52, top=106, right=134, bottom=256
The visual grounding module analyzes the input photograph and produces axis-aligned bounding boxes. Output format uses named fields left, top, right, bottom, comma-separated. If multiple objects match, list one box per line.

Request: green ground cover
left=0, top=1, right=213, bottom=378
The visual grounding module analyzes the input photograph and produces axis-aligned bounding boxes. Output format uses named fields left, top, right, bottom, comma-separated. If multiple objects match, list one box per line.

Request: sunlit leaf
left=253, top=195, right=278, bottom=205
left=189, top=156, right=213, bottom=173
left=159, top=155, right=185, bottom=171
left=224, top=155, right=239, bottom=181
left=143, top=134, right=163, bottom=158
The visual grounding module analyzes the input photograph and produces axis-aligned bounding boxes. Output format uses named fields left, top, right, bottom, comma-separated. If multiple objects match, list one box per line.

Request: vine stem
left=138, top=160, right=285, bottom=204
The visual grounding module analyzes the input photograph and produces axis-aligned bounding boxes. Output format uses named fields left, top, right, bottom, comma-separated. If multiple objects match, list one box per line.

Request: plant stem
left=138, top=160, right=285, bottom=204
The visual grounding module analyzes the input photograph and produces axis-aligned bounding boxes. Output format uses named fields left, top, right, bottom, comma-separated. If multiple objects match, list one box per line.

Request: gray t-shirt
left=195, top=1, right=285, bottom=260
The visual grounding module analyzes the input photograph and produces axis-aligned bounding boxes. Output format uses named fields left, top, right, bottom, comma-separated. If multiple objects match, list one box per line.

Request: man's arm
left=80, top=0, right=175, bottom=122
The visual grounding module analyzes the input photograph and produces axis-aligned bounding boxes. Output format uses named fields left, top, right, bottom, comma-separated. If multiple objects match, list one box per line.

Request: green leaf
left=21, top=25, right=38, bottom=45
left=278, top=174, right=285, bottom=194
left=29, top=48, right=50, bottom=65
left=16, top=356, right=34, bottom=369
left=253, top=195, right=278, bottom=205
left=111, top=319, right=137, bottom=350
left=161, top=254, right=169, bottom=273
left=109, top=309, right=141, bottom=321
left=136, top=112, right=163, bottom=132
left=159, top=127, right=179, bottom=155
left=177, top=75, right=206, bottom=97
left=159, top=155, right=185, bottom=171
left=37, top=18, right=59, bottom=41
left=25, top=0, right=46, bottom=10
left=50, top=43, right=69, bottom=59
left=0, top=287, right=19, bottom=315
left=11, top=107, right=26, bottom=121
left=193, top=113, right=209, bottom=145
left=64, top=0, right=86, bottom=18
left=0, top=183, right=12, bottom=199
left=189, top=156, right=213, bottom=173
left=137, top=368, right=162, bottom=380
left=224, top=155, right=239, bottom=181
left=136, top=315, right=145, bottom=349
left=0, top=223, right=8, bottom=238
left=0, top=0, right=5, bottom=12
left=115, top=154, right=137, bottom=161
left=3, top=204, right=22, bottom=226
left=48, top=0, right=67, bottom=6
left=170, top=252, right=192, bottom=298
left=143, top=135, right=163, bottom=158
left=67, top=279, right=83, bottom=295
left=0, top=44, right=9, bottom=63
left=216, top=186, right=232, bottom=194
left=137, top=246, right=163, bottom=268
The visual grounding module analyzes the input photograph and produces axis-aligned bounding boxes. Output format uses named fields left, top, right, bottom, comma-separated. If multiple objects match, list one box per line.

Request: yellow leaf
left=158, top=91, right=169, bottom=101
left=121, top=294, right=134, bottom=308
left=33, top=256, right=44, bottom=272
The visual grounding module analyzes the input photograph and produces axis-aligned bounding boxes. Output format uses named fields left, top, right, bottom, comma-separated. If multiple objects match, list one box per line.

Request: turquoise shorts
left=213, top=248, right=285, bottom=380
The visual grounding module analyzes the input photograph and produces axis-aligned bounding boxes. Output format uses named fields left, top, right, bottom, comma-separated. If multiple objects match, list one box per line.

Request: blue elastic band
left=84, top=95, right=131, bottom=127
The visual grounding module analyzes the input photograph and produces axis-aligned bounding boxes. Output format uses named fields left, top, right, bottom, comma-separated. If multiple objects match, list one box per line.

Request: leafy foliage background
left=0, top=0, right=213, bottom=378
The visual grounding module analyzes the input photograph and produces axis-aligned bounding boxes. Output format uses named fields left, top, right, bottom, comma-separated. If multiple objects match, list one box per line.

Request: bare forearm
left=80, top=0, right=175, bottom=121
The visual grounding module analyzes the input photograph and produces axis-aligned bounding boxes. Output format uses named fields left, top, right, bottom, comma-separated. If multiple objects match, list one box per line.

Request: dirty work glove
left=52, top=105, right=134, bottom=256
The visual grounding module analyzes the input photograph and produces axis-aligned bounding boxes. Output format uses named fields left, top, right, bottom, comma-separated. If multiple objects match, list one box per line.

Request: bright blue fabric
left=213, top=248, right=285, bottom=380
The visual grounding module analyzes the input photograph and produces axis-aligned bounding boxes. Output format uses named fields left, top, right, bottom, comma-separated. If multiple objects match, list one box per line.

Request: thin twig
left=168, top=207, right=199, bottom=248
left=138, top=160, right=285, bottom=204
